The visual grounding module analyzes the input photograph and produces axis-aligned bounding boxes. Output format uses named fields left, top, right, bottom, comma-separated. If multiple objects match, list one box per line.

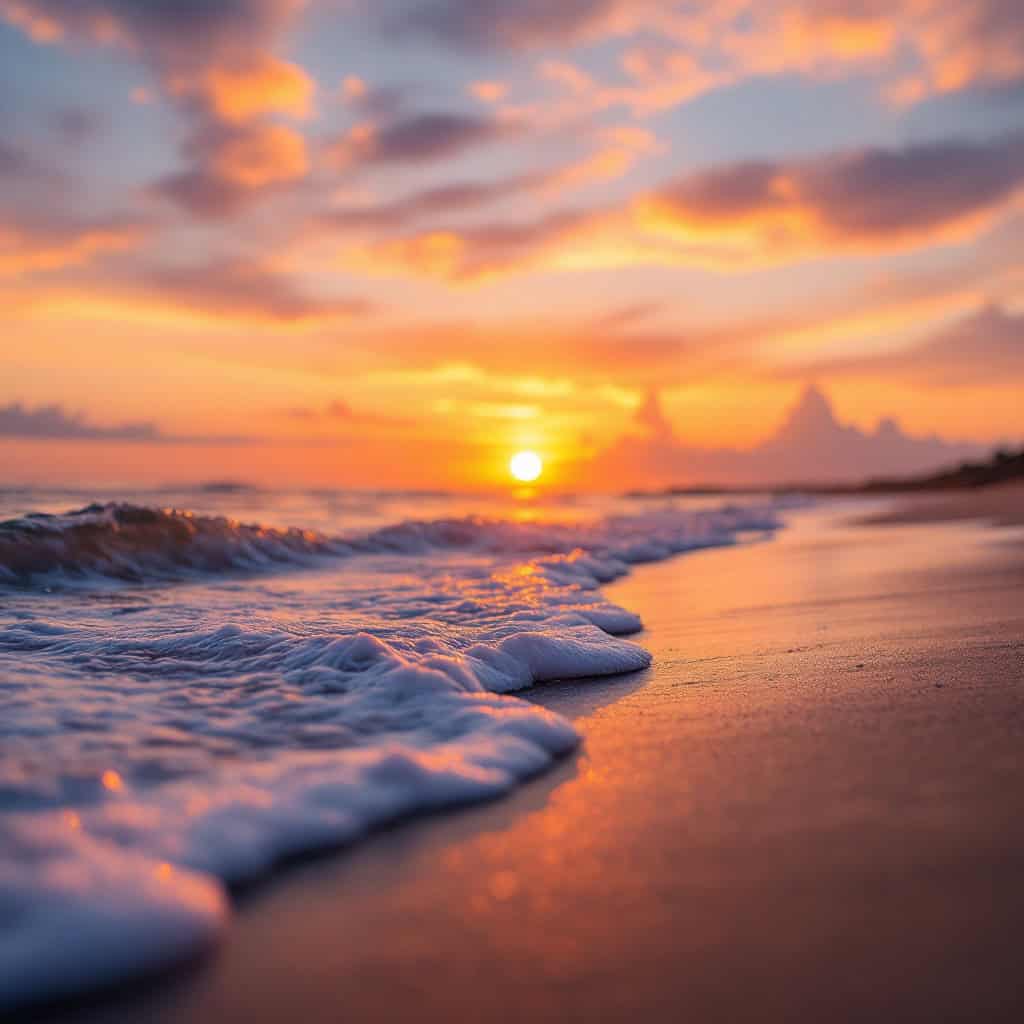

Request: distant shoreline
left=625, top=446, right=1024, bottom=499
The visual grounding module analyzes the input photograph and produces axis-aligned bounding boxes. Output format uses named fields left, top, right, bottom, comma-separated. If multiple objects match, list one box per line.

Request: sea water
left=0, top=486, right=779, bottom=1009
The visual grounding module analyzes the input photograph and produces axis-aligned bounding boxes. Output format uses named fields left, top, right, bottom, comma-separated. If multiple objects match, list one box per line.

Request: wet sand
left=44, top=501, right=1024, bottom=1023
left=857, top=480, right=1024, bottom=527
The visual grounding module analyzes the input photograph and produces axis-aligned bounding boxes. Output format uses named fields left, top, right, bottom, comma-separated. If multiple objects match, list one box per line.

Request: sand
left=42, top=500, right=1024, bottom=1023
left=857, top=479, right=1024, bottom=527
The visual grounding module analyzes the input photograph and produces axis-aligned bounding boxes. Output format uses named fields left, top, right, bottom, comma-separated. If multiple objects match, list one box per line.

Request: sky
left=1, top=0, right=1022, bottom=491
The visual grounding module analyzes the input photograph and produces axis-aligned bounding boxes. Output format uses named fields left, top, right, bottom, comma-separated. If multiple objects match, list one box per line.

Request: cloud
left=131, top=258, right=373, bottom=322
left=328, top=111, right=518, bottom=171
left=285, top=399, right=354, bottom=420
left=279, top=398, right=414, bottom=433
left=378, top=0, right=624, bottom=51
left=340, top=77, right=408, bottom=120
left=640, top=133, right=1024, bottom=259
left=0, top=402, right=159, bottom=441
left=806, top=304, right=1024, bottom=386
left=341, top=207, right=610, bottom=281
left=589, top=384, right=986, bottom=487
left=882, top=0, right=1024, bottom=100
left=323, top=122, right=657, bottom=233
left=0, top=141, right=42, bottom=180
left=367, top=112, right=513, bottom=164
left=21, top=256, right=374, bottom=325
left=52, top=107, right=106, bottom=145
left=1, top=1, right=312, bottom=217
left=155, top=121, right=309, bottom=216
left=0, top=401, right=258, bottom=445
left=0, top=212, right=144, bottom=275
left=0, top=1, right=303, bottom=68
left=153, top=171, right=256, bottom=219
left=591, top=302, right=663, bottom=332
left=379, top=1, right=1024, bottom=102
left=470, top=80, right=507, bottom=103
left=345, top=133, right=1024, bottom=280
left=1, top=0, right=311, bottom=127
left=173, top=53, right=315, bottom=124
left=633, top=387, right=675, bottom=440
left=322, top=172, right=553, bottom=231
left=341, top=318, right=737, bottom=385
left=325, top=399, right=353, bottom=418
left=0, top=251, right=375, bottom=326
left=538, top=124, right=662, bottom=193
left=328, top=229, right=1020, bottom=388
left=210, top=123, right=308, bottom=187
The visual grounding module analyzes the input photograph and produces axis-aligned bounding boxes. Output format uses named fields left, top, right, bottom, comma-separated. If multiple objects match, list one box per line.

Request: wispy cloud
left=0, top=211, right=145, bottom=276
left=2, top=1, right=313, bottom=218
left=0, top=402, right=158, bottom=441
left=52, top=106, right=106, bottom=145
left=328, top=111, right=520, bottom=171
left=640, top=133, right=1024, bottom=259
left=377, top=0, right=626, bottom=51
left=0, top=402, right=258, bottom=444
left=379, top=1, right=1024, bottom=102
left=802, top=304, right=1024, bottom=386
left=5, top=256, right=375, bottom=325
left=154, top=122, right=310, bottom=217
left=344, top=133, right=1024, bottom=280
left=131, top=258, right=374, bottom=322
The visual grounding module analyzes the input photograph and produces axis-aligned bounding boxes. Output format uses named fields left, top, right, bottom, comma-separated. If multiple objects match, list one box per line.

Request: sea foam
left=0, top=498, right=778, bottom=1009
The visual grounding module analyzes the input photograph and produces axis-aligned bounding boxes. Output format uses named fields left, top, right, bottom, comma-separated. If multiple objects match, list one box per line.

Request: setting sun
left=510, top=450, right=543, bottom=483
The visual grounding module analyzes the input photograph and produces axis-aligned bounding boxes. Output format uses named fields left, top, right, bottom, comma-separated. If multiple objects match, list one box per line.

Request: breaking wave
left=0, top=498, right=779, bottom=1010
left=0, top=501, right=777, bottom=586
left=0, top=503, right=341, bottom=583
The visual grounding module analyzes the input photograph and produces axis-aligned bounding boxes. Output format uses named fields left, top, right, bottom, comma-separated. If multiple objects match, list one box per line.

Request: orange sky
left=1, top=1, right=1022, bottom=490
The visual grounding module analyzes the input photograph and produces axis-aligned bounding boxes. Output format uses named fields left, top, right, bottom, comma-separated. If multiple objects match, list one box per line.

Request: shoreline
left=43, top=496, right=1024, bottom=1023
left=854, top=480, right=1024, bottom=527
left=4, top=500, right=774, bottom=1016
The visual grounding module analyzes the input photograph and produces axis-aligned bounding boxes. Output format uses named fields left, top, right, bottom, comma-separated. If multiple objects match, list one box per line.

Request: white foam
left=0, top=816, right=227, bottom=1005
left=0, top=498, right=779, bottom=1010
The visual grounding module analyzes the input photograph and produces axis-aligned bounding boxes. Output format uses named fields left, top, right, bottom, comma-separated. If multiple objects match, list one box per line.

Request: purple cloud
left=2, top=1, right=311, bottom=219
left=52, top=107, right=106, bottom=146
left=378, top=0, right=618, bottom=50
left=648, top=133, right=1024, bottom=247
left=362, top=112, right=516, bottom=165
left=0, top=403, right=159, bottom=441
left=140, top=260, right=373, bottom=321
left=324, top=173, right=547, bottom=230
left=0, top=401, right=258, bottom=444
left=804, top=305, right=1024, bottom=386
left=0, top=141, right=39, bottom=179
left=592, top=385, right=987, bottom=487
left=1, top=1, right=300, bottom=68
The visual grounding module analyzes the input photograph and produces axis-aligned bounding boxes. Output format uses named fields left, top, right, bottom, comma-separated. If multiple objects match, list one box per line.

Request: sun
left=509, top=450, right=543, bottom=483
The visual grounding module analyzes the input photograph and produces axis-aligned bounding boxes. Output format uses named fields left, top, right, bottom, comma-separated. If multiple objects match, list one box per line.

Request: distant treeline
left=852, top=446, right=1024, bottom=494
left=626, top=446, right=1024, bottom=499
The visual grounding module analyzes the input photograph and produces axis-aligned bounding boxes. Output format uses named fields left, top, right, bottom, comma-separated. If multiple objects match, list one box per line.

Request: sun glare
left=510, top=450, right=543, bottom=483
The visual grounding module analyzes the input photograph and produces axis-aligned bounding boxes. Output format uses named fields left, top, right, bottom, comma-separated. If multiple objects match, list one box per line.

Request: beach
left=4, top=2, right=1023, bottom=1018
left=43, top=495, right=1024, bottom=1023
left=857, top=480, right=1024, bottom=527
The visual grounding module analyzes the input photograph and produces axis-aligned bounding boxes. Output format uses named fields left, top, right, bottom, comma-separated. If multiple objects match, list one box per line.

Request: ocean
left=0, top=485, right=780, bottom=1009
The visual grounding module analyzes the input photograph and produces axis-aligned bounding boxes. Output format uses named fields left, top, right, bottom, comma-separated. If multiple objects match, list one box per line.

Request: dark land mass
left=626, top=445, right=1024, bottom=499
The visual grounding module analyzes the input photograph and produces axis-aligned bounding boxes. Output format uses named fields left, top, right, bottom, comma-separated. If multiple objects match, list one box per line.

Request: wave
left=0, top=498, right=780, bottom=1010
left=0, top=501, right=779, bottom=586
left=0, top=503, right=342, bottom=583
